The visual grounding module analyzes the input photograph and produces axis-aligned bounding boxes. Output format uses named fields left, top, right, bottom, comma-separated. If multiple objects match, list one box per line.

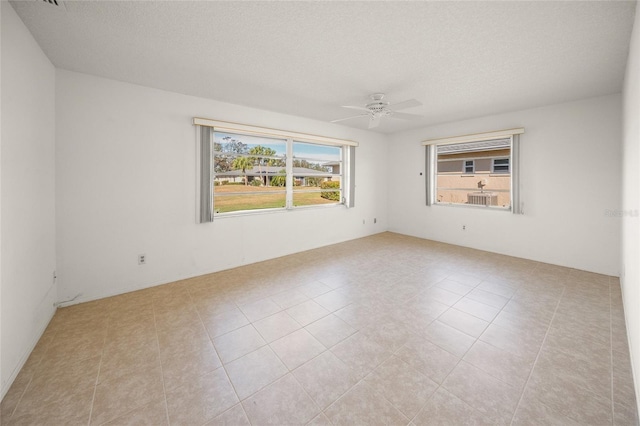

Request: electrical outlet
left=138, top=254, right=146, bottom=265
left=374, top=218, right=377, bottom=224
left=363, top=219, right=365, bottom=224
left=462, top=225, right=466, bottom=231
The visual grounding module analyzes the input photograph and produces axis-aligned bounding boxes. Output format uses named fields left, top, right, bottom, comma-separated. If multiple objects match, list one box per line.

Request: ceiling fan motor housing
left=367, top=94, right=392, bottom=117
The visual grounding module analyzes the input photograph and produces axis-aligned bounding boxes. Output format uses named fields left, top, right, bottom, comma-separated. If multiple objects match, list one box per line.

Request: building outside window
left=435, top=138, right=512, bottom=208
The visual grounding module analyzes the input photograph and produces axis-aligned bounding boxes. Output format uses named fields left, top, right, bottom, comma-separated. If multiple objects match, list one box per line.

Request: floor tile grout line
left=399, top=272, right=513, bottom=425
left=361, top=351, right=438, bottom=424
left=353, top=376, right=413, bottom=424
left=6, top=327, right=59, bottom=421
left=215, top=330, right=268, bottom=365
left=253, top=311, right=303, bottom=343
left=151, top=298, right=173, bottom=426
left=507, top=276, right=567, bottom=426
left=320, top=356, right=396, bottom=424
left=394, top=277, right=489, bottom=423
left=227, top=342, right=304, bottom=405
left=202, top=305, right=252, bottom=342
left=87, top=312, right=110, bottom=426
left=5, top=362, right=36, bottom=421
left=427, top=269, right=539, bottom=424
left=442, top=278, right=542, bottom=391
left=385, top=319, right=441, bottom=424
left=404, top=346, right=476, bottom=423
left=302, top=322, right=411, bottom=422
left=287, top=365, right=329, bottom=424
left=187, top=289, right=250, bottom=426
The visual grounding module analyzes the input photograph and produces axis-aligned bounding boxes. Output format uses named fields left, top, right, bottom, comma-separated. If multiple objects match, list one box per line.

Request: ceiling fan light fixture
left=331, top=93, right=422, bottom=127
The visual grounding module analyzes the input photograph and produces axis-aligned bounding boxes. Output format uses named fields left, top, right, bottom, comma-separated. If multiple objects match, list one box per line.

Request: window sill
left=291, top=202, right=343, bottom=212
left=433, top=202, right=511, bottom=212
left=214, top=207, right=285, bottom=218
left=214, top=203, right=345, bottom=219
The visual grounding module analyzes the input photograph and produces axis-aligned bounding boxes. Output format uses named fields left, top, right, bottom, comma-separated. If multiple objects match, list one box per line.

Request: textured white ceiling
left=10, top=0, right=637, bottom=134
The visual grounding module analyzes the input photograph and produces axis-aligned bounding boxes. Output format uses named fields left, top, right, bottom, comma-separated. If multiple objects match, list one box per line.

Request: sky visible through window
left=214, top=132, right=340, bottom=162
left=294, top=141, right=340, bottom=162
left=214, top=132, right=285, bottom=155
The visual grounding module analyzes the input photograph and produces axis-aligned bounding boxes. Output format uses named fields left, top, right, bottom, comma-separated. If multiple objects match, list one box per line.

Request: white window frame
left=194, top=118, right=357, bottom=222
left=290, top=140, right=345, bottom=209
left=423, top=128, right=523, bottom=214
left=463, top=160, right=475, bottom=174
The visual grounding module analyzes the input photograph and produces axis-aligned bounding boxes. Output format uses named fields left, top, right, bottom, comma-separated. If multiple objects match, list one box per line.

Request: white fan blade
left=331, top=114, right=368, bottom=123
left=389, top=99, right=422, bottom=110
left=389, top=112, right=423, bottom=121
left=368, top=116, right=381, bottom=129
left=342, top=105, right=370, bottom=112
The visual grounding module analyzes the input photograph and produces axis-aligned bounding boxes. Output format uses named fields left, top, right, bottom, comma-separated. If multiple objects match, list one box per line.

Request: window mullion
left=286, top=138, right=293, bottom=209
left=511, top=135, right=521, bottom=214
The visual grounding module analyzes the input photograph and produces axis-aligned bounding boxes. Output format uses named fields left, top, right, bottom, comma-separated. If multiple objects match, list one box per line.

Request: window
left=423, top=128, right=523, bottom=213
left=463, top=160, right=475, bottom=174
left=213, top=133, right=287, bottom=214
left=194, top=118, right=356, bottom=221
left=292, top=141, right=342, bottom=208
left=492, top=158, right=510, bottom=173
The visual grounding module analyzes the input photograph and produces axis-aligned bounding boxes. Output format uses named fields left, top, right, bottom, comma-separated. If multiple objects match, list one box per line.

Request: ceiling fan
left=331, top=93, right=423, bottom=129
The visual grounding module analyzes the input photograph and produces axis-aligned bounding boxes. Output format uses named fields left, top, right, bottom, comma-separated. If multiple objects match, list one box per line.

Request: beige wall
left=436, top=174, right=511, bottom=207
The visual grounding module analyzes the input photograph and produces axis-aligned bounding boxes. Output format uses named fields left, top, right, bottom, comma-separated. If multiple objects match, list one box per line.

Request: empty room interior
left=2, top=1, right=640, bottom=425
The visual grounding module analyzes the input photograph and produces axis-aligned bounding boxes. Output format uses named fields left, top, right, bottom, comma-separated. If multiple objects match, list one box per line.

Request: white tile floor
left=1, top=232, right=638, bottom=425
